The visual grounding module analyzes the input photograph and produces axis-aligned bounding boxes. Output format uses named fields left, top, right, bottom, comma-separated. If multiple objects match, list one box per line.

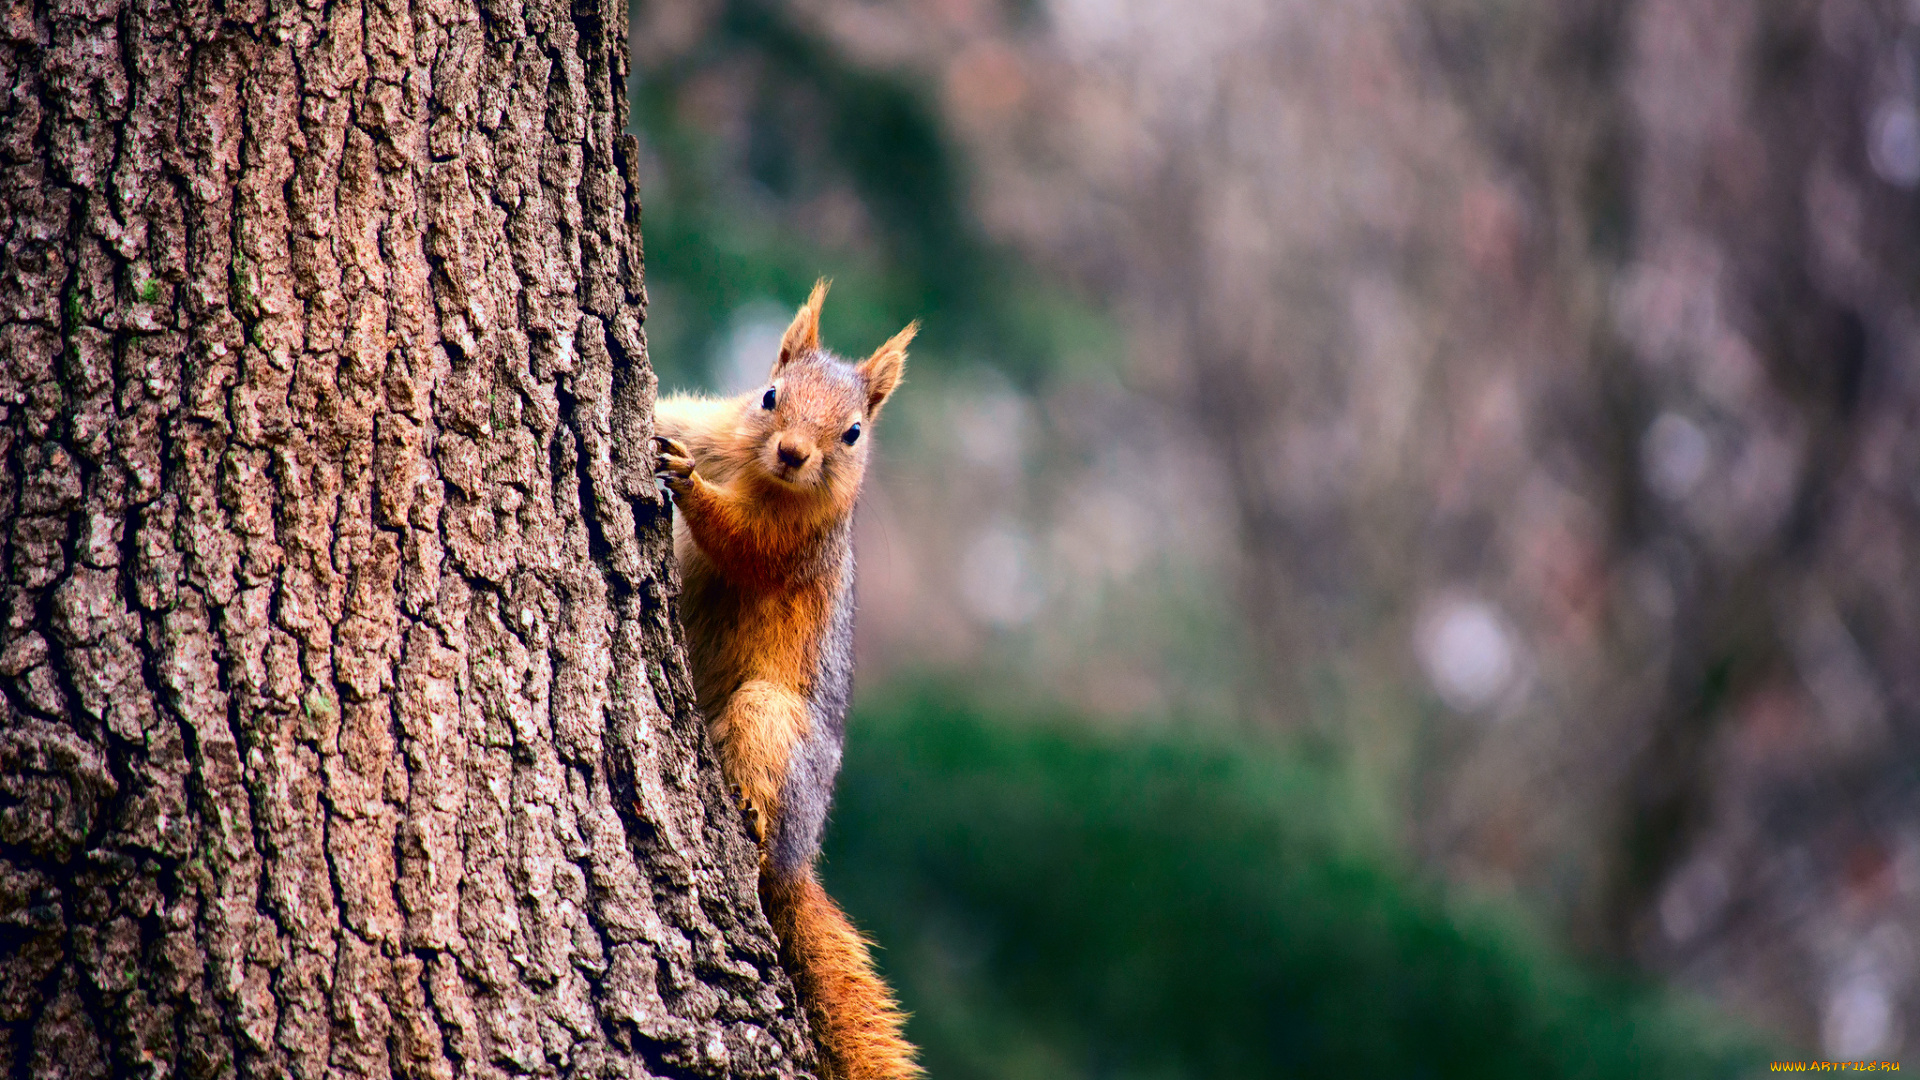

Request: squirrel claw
left=653, top=436, right=695, bottom=494
left=729, top=783, right=767, bottom=843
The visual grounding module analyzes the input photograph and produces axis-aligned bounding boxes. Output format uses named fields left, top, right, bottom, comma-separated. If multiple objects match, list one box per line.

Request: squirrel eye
left=842, top=422, right=861, bottom=446
left=761, top=387, right=777, bottom=410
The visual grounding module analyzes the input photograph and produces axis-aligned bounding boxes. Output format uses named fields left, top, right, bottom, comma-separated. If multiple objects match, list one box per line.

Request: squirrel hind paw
left=729, top=783, right=768, bottom=843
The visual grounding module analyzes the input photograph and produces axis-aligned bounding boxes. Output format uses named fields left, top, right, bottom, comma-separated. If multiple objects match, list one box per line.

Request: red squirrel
left=653, top=280, right=920, bottom=1080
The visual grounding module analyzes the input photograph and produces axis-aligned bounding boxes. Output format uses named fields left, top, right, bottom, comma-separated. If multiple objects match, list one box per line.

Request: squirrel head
left=742, top=279, right=913, bottom=499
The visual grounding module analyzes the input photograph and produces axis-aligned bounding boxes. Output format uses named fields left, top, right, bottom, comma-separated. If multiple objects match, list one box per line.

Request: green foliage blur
left=631, top=0, right=1104, bottom=391
left=824, top=688, right=1763, bottom=1080
left=636, top=5, right=954, bottom=358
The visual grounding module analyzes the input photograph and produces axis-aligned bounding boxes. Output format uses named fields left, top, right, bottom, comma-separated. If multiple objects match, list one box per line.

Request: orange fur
left=764, top=871, right=922, bottom=1080
left=657, top=279, right=920, bottom=1079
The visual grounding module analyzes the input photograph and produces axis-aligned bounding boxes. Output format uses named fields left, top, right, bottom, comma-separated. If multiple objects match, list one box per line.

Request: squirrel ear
left=774, top=278, right=830, bottom=374
left=858, top=321, right=915, bottom=418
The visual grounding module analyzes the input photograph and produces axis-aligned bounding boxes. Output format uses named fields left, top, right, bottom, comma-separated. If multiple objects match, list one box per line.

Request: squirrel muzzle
left=773, top=432, right=818, bottom=476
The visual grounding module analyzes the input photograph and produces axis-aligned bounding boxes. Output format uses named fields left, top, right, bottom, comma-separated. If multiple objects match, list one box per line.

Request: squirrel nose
left=776, top=436, right=812, bottom=469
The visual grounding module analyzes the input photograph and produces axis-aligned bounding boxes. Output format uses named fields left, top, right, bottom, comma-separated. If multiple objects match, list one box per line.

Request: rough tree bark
left=0, top=0, right=821, bottom=1072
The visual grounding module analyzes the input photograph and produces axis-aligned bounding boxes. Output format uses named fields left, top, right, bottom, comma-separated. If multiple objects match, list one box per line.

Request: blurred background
left=626, top=0, right=1920, bottom=1074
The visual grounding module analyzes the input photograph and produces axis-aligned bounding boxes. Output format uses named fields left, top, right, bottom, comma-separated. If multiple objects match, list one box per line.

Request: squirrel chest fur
left=676, top=521, right=854, bottom=873
left=653, top=280, right=920, bottom=1080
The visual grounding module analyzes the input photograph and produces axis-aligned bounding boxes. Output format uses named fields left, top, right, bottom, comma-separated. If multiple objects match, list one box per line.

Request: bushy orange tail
left=762, top=869, right=921, bottom=1080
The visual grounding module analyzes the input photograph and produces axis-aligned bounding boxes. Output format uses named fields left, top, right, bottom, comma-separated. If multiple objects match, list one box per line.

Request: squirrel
left=652, top=279, right=921, bottom=1080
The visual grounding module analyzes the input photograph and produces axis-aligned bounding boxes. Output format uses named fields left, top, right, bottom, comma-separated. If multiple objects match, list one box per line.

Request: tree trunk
left=0, top=0, right=818, bottom=1073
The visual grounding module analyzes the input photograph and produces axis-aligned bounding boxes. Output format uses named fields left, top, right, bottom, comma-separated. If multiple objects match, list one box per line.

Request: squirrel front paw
left=654, top=436, right=696, bottom=496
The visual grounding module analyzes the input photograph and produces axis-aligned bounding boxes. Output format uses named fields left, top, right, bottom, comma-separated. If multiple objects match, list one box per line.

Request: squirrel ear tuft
left=858, top=321, right=915, bottom=418
left=774, top=278, right=830, bottom=374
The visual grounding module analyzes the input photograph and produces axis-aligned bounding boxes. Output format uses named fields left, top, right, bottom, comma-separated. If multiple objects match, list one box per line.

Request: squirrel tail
left=762, top=868, right=921, bottom=1080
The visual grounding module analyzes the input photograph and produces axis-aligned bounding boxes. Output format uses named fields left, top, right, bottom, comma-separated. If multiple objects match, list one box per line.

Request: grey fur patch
left=771, top=530, right=855, bottom=873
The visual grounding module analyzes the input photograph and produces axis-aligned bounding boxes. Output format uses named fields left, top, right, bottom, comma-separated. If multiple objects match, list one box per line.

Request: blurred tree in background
left=629, top=0, right=1920, bottom=1068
